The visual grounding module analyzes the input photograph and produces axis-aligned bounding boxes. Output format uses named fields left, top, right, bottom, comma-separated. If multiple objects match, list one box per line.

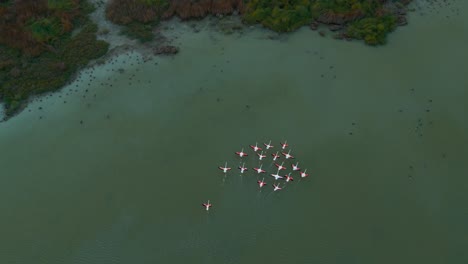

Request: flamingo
left=257, top=151, right=266, bottom=161
left=270, top=170, right=283, bottom=180
left=300, top=169, right=309, bottom=178
left=292, top=162, right=300, bottom=171
left=235, top=148, right=248, bottom=158
left=238, top=163, right=248, bottom=174
left=202, top=200, right=212, bottom=211
left=280, top=141, right=288, bottom=150
left=285, top=173, right=294, bottom=182
left=275, top=162, right=286, bottom=171
left=263, top=140, right=274, bottom=150
left=273, top=183, right=282, bottom=191
left=253, top=164, right=266, bottom=174
left=271, top=151, right=280, bottom=161
left=282, top=149, right=294, bottom=159
left=249, top=142, right=262, bottom=152
left=218, top=162, right=231, bottom=173
left=257, top=178, right=267, bottom=188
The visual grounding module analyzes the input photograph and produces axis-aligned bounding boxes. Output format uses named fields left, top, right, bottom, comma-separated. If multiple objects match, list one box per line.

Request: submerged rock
left=329, top=25, right=343, bottom=31
left=310, top=21, right=319, bottom=30
left=397, top=15, right=408, bottom=26
left=154, top=45, right=179, bottom=55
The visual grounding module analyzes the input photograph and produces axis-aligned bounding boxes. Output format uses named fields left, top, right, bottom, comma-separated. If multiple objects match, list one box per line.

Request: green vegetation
left=0, top=0, right=411, bottom=120
left=105, top=0, right=409, bottom=44
left=120, top=22, right=158, bottom=42
left=27, top=17, right=62, bottom=43
left=347, top=15, right=397, bottom=45
left=243, top=0, right=314, bottom=32
left=0, top=0, right=109, bottom=118
left=106, top=0, right=169, bottom=42
left=310, top=0, right=380, bottom=14
left=242, top=0, right=408, bottom=44
left=47, top=0, right=76, bottom=11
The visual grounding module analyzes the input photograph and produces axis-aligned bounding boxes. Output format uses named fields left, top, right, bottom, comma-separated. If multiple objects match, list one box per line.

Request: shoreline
left=0, top=0, right=424, bottom=122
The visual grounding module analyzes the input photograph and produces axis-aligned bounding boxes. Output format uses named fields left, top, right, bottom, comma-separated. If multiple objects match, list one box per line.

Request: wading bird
left=282, top=149, right=294, bottom=159
left=253, top=164, right=266, bottom=174
left=235, top=148, right=248, bottom=158
left=275, top=162, right=286, bottom=171
left=202, top=200, right=212, bottom=211
left=249, top=142, right=262, bottom=152
left=273, top=183, right=282, bottom=191
left=238, top=163, right=248, bottom=174
left=218, top=162, right=231, bottom=173
left=271, top=170, right=283, bottom=180
left=257, top=178, right=267, bottom=188
left=292, top=162, right=300, bottom=171
left=257, top=151, right=266, bottom=161
left=271, top=151, right=280, bottom=161
left=264, top=140, right=274, bottom=150
left=280, top=141, right=288, bottom=150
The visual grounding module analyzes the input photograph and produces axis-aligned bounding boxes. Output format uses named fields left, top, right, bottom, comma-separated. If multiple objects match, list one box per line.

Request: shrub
left=27, top=17, right=63, bottom=43
left=243, top=0, right=313, bottom=32
left=346, top=15, right=397, bottom=45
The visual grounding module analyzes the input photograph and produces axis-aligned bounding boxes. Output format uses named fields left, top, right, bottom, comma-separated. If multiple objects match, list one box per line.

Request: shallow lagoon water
left=0, top=1, right=467, bottom=263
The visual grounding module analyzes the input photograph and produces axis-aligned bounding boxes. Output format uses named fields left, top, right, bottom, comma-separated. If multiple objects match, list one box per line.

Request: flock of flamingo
left=202, top=140, right=310, bottom=211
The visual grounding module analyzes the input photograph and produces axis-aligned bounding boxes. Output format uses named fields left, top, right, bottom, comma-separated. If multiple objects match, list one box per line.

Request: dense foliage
left=0, top=0, right=109, bottom=118
left=105, top=0, right=408, bottom=44
left=347, top=15, right=397, bottom=45
left=106, top=0, right=169, bottom=42
left=243, top=0, right=405, bottom=44
left=243, top=0, right=313, bottom=32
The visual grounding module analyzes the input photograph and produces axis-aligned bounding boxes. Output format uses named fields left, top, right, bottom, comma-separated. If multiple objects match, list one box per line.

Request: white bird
left=249, top=142, right=262, bottom=152
left=238, top=163, right=248, bottom=174
left=273, top=183, right=282, bottom=191
left=292, top=162, right=300, bottom=171
left=263, top=140, right=274, bottom=150
left=282, top=149, right=294, bottom=159
left=235, top=148, right=248, bottom=158
left=257, top=178, right=267, bottom=188
left=270, top=170, right=283, bottom=180
left=202, top=200, right=212, bottom=211
left=275, top=162, right=286, bottom=171
left=253, top=164, right=266, bottom=174
left=257, top=151, right=266, bottom=161
left=285, top=173, right=294, bottom=182
left=300, top=169, right=309, bottom=178
left=218, top=162, right=231, bottom=173
left=280, top=140, right=288, bottom=150
left=271, top=151, right=280, bottom=161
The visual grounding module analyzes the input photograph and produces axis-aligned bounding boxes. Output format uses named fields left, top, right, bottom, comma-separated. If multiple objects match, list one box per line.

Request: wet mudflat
left=0, top=1, right=467, bottom=263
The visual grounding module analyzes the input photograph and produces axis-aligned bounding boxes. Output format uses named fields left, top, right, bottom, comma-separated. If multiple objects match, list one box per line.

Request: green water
left=0, top=1, right=467, bottom=263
